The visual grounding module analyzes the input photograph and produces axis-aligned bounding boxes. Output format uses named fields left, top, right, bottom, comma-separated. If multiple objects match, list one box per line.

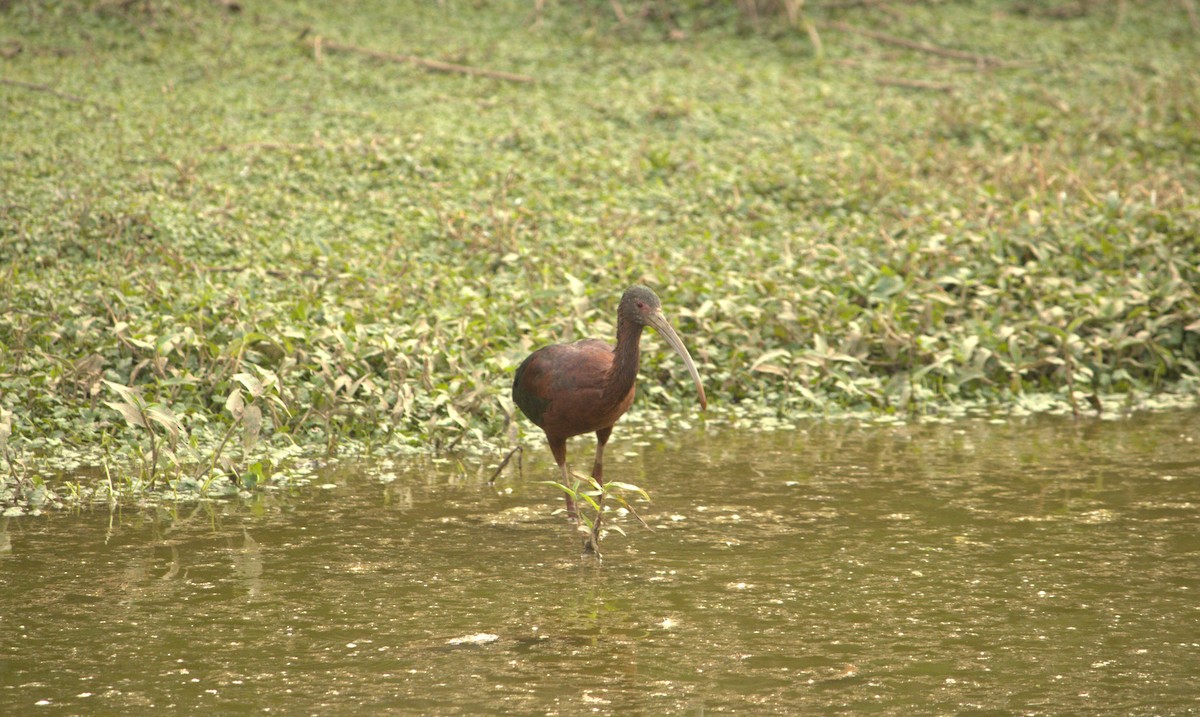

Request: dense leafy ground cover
left=1, top=0, right=1197, bottom=504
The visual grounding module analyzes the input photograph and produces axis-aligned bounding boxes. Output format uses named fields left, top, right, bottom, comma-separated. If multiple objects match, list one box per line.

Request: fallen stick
left=202, top=141, right=313, bottom=153
left=824, top=21, right=1013, bottom=66
left=309, top=38, right=535, bottom=84
left=610, top=0, right=629, bottom=24
left=875, top=76, right=955, bottom=92
left=488, top=445, right=523, bottom=484
left=0, top=77, right=113, bottom=110
left=822, top=0, right=926, bottom=6
left=1184, top=0, right=1199, bottom=32
left=1034, top=86, right=1070, bottom=114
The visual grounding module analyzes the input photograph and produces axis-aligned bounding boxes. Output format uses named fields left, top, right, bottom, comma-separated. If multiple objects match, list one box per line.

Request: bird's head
left=619, top=284, right=663, bottom=325
left=618, top=284, right=707, bottom=411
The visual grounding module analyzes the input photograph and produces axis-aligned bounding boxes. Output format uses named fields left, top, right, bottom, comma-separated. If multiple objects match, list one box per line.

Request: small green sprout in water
left=541, top=473, right=653, bottom=557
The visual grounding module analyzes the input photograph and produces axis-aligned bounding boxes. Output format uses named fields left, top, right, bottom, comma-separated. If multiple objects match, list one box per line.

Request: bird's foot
left=582, top=534, right=602, bottom=558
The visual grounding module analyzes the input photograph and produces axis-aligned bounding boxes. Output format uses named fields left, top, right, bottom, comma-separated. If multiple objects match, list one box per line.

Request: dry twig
left=307, top=38, right=535, bottom=84
left=488, top=445, right=523, bottom=484
left=821, top=0, right=903, bottom=17
left=825, top=21, right=1015, bottom=67
left=610, top=0, right=629, bottom=24
left=202, top=141, right=313, bottom=153
left=1183, top=0, right=1200, bottom=32
left=875, top=76, right=954, bottom=92
left=0, top=78, right=113, bottom=111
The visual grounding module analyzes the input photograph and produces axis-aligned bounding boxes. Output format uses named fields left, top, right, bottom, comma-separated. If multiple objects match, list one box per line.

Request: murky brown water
left=2, top=409, right=1198, bottom=714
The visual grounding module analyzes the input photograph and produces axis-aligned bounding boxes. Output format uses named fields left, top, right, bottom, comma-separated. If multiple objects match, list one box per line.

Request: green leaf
left=751, top=348, right=791, bottom=375
left=0, top=409, right=12, bottom=451
left=233, top=373, right=264, bottom=398
left=103, top=380, right=141, bottom=408
left=242, top=404, right=262, bottom=452
left=564, top=272, right=585, bottom=297
left=605, top=481, right=651, bottom=502
left=144, top=405, right=182, bottom=442
left=105, top=401, right=149, bottom=430
left=537, top=480, right=578, bottom=498
left=267, top=393, right=291, bottom=415
left=226, top=389, right=245, bottom=420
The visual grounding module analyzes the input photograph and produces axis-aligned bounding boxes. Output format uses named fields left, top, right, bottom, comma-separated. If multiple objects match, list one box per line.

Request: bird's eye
left=636, top=301, right=647, bottom=310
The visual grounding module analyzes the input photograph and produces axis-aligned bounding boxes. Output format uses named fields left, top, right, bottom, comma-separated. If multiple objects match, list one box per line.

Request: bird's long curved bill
left=648, top=311, right=708, bottom=411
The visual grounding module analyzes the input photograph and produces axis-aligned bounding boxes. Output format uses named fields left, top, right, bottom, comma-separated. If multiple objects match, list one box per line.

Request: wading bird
left=512, top=285, right=707, bottom=550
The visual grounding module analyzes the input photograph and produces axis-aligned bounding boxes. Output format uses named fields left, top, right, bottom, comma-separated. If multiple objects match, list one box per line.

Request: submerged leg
left=584, top=426, right=613, bottom=554
left=548, top=437, right=576, bottom=521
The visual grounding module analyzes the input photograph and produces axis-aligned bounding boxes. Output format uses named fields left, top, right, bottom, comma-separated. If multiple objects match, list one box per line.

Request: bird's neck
left=605, top=317, right=643, bottom=400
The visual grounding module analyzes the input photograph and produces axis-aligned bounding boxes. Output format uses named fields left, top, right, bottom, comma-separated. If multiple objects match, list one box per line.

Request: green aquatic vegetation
left=0, top=0, right=1197, bottom=508
left=196, top=368, right=289, bottom=489
left=97, top=367, right=288, bottom=493
left=102, top=379, right=183, bottom=487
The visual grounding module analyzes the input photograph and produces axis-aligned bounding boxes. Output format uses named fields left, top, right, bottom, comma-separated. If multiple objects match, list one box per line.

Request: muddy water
left=2, top=410, right=1198, bottom=714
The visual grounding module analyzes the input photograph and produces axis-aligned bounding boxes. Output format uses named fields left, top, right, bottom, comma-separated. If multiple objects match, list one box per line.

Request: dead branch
left=824, top=21, right=1015, bottom=67
left=202, top=141, right=313, bottom=153
left=821, top=0, right=923, bottom=6
left=1183, top=0, right=1200, bottom=32
left=1034, top=86, right=1070, bottom=114
left=610, top=0, right=629, bottom=24
left=875, top=76, right=954, bottom=92
left=488, top=445, right=523, bottom=484
left=202, top=265, right=323, bottom=279
left=820, top=0, right=912, bottom=15
left=821, top=0, right=903, bottom=16
left=0, top=78, right=113, bottom=111
left=308, top=38, right=535, bottom=84
left=259, top=104, right=376, bottom=119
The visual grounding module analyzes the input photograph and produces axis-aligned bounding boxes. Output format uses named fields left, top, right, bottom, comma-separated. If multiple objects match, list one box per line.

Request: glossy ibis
left=512, top=285, right=707, bottom=550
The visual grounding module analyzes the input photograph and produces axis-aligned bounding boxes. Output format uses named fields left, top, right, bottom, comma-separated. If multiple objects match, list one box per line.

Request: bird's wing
left=512, top=340, right=614, bottom=429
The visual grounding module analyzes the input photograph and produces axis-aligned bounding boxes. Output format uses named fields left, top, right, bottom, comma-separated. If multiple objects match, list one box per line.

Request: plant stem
left=196, top=416, right=243, bottom=481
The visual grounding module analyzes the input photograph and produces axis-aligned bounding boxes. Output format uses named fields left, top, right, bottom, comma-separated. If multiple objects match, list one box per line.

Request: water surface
left=2, top=410, right=1198, bottom=714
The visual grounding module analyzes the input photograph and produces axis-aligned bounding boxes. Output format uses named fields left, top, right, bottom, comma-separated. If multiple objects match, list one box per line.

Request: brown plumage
left=512, top=285, right=706, bottom=545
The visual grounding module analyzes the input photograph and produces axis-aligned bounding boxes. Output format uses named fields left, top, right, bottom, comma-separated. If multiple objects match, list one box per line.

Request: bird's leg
left=559, top=460, right=577, bottom=522
left=584, top=427, right=612, bottom=554
left=590, top=426, right=611, bottom=485
left=549, top=437, right=576, bottom=522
